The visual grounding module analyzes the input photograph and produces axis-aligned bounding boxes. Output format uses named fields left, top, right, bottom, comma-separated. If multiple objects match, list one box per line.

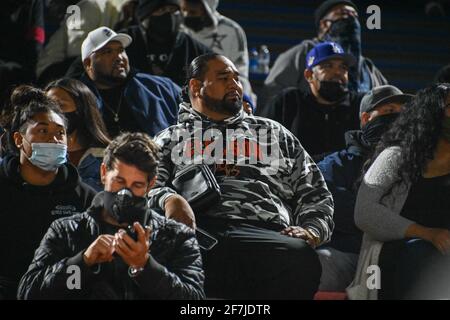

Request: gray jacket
left=347, top=146, right=414, bottom=300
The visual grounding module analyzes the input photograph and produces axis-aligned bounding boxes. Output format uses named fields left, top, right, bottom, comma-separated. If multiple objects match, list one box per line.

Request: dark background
left=217, top=0, right=450, bottom=94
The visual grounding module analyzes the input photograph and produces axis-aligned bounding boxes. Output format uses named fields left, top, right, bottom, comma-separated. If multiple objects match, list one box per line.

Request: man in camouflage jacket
left=149, top=53, right=334, bottom=299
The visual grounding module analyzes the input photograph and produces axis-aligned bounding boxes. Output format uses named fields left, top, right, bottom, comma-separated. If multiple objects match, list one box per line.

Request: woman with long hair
left=348, top=83, right=450, bottom=300
left=46, top=78, right=111, bottom=190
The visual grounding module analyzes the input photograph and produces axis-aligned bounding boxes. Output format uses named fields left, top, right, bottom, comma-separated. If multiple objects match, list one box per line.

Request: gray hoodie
left=181, top=0, right=253, bottom=98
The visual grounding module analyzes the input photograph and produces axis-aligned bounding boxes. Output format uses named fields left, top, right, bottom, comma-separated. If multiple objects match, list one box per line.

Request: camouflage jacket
left=149, top=102, right=334, bottom=244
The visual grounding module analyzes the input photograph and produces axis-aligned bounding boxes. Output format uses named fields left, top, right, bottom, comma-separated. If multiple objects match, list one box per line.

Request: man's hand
left=281, top=226, right=320, bottom=248
left=113, top=222, right=151, bottom=269
left=164, top=194, right=196, bottom=229
left=83, top=235, right=116, bottom=267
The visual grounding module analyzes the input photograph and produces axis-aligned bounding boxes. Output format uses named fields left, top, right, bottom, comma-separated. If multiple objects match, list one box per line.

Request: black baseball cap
left=359, top=85, right=414, bottom=116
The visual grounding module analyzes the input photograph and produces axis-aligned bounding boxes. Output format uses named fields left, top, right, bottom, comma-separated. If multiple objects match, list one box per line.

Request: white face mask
left=27, top=142, right=67, bottom=171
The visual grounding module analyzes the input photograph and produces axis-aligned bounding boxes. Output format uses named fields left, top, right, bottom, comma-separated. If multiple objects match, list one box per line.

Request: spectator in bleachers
left=46, top=78, right=111, bottom=191
left=317, top=85, right=412, bottom=292
left=348, top=83, right=450, bottom=299
left=37, top=0, right=130, bottom=86
left=180, top=0, right=254, bottom=101
left=149, top=53, right=333, bottom=299
left=1, top=0, right=45, bottom=104
left=118, top=0, right=212, bottom=86
left=0, top=85, right=96, bottom=299
left=18, top=132, right=205, bottom=300
left=258, top=42, right=364, bottom=161
left=259, top=0, right=387, bottom=111
left=79, top=27, right=181, bottom=138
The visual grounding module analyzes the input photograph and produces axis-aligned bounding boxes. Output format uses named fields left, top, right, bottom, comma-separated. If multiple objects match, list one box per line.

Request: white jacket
left=36, top=0, right=127, bottom=77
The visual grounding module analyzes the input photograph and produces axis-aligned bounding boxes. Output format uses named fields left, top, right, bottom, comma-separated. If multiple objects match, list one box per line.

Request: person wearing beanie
left=316, top=85, right=412, bottom=292
left=118, top=0, right=212, bottom=86
left=258, top=0, right=387, bottom=113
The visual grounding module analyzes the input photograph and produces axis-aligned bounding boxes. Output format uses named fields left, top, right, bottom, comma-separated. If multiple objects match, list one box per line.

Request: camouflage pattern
left=149, top=102, right=334, bottom=244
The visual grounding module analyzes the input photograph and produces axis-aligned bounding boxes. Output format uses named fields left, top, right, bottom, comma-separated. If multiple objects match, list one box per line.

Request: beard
left=92, top=62, right=129, bottom=87
left=202, top=92, right=243, bottom=117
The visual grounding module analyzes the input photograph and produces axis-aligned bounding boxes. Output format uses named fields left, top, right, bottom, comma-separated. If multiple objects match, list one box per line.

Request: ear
left=146, top=175, right=157, bottom=193
left=83, top=57, right=92, bottom=72
left=13, top=132, right=23, bottom=149
left=360, top=112, right=371, bottom=127
left=100, top=162, right=107, bottom=185
left=319, top=19, right=331, bottom=37
left=189, top=78, right=202, bottom=98
left=304, top=69, right=313, bottom=83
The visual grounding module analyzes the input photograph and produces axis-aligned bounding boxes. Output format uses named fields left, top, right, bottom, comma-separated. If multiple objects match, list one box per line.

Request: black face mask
left=184, top=16, right=206, bottom=32
left=318, top=80, right=349, bottom=103
left=146, top=12, right=182, bottom=41
left=64, top=111, right=81, bottom=135
left=103, top=189, right=149, bottom=226
left=361, top=113, right=399, bottom=146
left=326, top=16, right=362, bottom=44
left=325, top=16, right=362, bottom=91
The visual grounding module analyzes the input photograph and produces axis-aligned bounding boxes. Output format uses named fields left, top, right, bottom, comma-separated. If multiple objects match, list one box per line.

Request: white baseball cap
left=81, top=27, right=132, bottom=61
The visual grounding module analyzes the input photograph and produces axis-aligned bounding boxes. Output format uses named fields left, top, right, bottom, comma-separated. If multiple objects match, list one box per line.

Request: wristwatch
left=128, top=266, right=145, bottom=278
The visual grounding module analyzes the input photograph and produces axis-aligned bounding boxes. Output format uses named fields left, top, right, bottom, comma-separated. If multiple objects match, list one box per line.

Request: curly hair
left=103, top=132, right=160, bottom=181
left=364, top=83, right=450, bottom=195
left=7, top=85, right=66, bottom=155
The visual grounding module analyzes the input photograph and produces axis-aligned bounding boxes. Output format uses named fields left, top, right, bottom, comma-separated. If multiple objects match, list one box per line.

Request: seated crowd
left=0, top=0, right=449, bottom=300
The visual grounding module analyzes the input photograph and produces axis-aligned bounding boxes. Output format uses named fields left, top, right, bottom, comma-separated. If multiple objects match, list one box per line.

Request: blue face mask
left=28, top=142, right=67, bottom=171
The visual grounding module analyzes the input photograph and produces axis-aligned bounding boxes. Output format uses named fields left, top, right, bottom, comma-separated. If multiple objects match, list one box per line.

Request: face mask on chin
left=317, top=80, right=349, bottom=103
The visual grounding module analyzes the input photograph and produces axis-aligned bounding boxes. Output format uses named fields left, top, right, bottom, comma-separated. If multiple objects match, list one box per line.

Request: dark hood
left=0, top=153, right=82, bottom=192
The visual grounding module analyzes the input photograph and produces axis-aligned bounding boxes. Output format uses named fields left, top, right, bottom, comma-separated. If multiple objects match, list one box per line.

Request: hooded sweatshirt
left=317, top=130, right=371, bottom=253
left=180, top=0, right=253, bottom=97
left=149, top=102, right=334, bottom=245
left=0, top=154, right=96, bottom=299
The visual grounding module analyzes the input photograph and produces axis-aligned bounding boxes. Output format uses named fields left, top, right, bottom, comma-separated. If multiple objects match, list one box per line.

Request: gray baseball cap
left=360, top=85, right=414, bottom=116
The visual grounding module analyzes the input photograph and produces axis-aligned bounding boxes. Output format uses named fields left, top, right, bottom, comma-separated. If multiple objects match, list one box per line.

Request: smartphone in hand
left=195, top=227, right=218, bottom=251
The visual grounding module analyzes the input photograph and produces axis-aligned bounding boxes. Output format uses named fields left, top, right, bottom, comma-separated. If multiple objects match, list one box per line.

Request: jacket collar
left=178, top=102, right=246, bottom=126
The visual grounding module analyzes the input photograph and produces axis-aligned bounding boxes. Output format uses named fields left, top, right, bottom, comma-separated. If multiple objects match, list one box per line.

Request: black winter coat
left=18, top=192, right=205, bottom=300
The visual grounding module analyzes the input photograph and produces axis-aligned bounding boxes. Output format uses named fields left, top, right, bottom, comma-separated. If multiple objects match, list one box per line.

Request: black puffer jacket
left=18, top=192, right=205, bottom=300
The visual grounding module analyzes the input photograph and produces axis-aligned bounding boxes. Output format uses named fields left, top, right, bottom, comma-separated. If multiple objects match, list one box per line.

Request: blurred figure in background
left=46, top=78, right=111, bottom=191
